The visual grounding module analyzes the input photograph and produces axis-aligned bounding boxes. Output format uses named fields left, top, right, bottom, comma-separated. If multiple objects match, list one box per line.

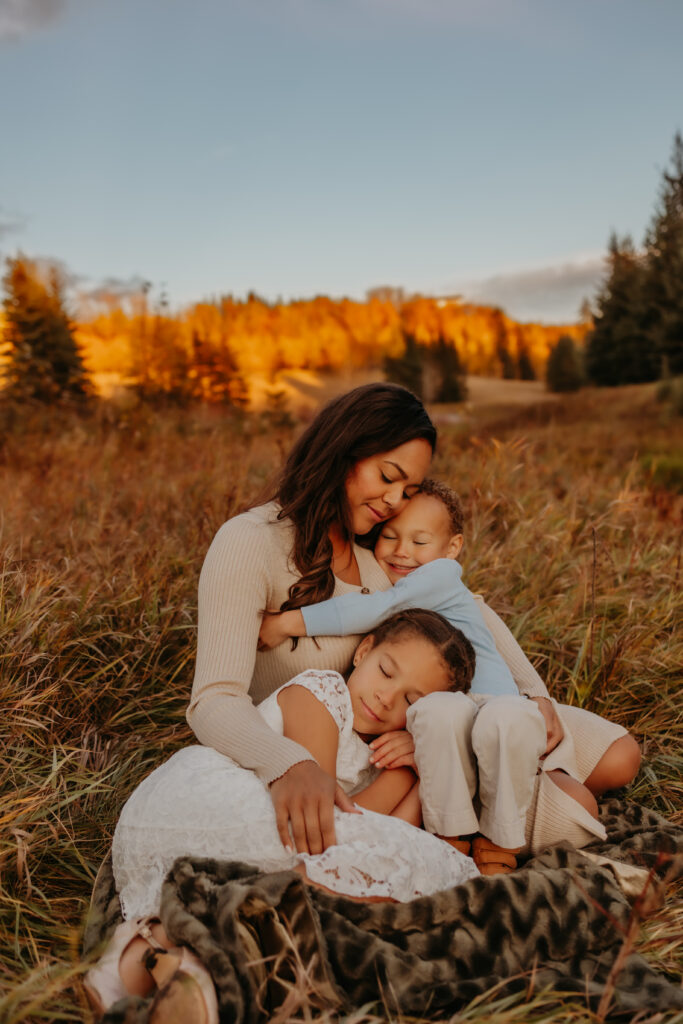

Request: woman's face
left=344, top=438, right=433, bottom=536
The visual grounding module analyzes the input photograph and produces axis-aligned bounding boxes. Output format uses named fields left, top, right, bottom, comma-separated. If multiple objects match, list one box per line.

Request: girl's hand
left=368, top=730, right=417, bottom=770
left=258, top=609, right=305, bottom=650
left=269, top=760, right=359, bottom=855
left=530, top=696, right=564, bottom=756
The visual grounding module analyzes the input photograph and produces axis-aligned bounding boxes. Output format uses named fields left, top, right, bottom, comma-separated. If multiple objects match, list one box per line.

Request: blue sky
left=1, top=0, right=681, bottom=322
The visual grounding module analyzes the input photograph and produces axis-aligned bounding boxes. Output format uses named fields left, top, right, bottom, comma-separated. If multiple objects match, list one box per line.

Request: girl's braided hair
left=367, top=608, right=475, bottom=694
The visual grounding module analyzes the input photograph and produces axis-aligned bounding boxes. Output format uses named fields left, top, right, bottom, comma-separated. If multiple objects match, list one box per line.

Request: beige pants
left=407, top=693, right=627, bottom=852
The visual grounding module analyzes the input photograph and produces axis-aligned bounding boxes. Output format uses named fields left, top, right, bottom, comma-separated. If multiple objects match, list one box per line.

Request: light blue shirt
left=301, top=558, right=517, bottom=697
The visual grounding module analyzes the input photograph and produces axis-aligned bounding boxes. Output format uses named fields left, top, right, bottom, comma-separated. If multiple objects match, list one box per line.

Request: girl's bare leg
left=390, top=781, right=422, bottom=827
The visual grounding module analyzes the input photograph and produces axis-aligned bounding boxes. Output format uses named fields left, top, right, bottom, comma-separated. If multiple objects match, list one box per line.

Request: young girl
left=86, top=611, right=479, bottom=1017
left=112, top=609, right=479, bottom=920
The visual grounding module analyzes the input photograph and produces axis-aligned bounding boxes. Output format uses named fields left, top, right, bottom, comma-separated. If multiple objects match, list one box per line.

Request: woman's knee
left=584, top=734, right=641, bottom=796
left=547, top=770, right=599, bottom=819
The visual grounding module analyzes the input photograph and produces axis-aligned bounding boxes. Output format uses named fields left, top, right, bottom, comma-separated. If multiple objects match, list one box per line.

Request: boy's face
left=374, top=493, right=463, bottom=584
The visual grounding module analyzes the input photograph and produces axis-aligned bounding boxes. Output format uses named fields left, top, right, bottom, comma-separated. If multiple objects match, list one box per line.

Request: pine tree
left=384, top=333, right=425, bottom=397
left=492, top=309, right=515, bottom=379
left=642, top=132, right=683, bottom=376
left=546, top=335, right=583, bottom=392
left=585, top=234, right=653, bottom=385
left=2, top=256, right=89, bottom=401
left=430, top=336, right=468, bottom=401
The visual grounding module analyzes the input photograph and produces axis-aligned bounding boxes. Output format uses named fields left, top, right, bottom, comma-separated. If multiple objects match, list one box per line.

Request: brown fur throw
left=84, top=799, right=683, bottom=1022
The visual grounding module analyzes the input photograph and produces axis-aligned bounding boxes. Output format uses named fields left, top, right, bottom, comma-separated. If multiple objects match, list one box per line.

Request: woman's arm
left=187, top=515, right=315, bottom=783
left=188, top=514, right=358, bottom=855
left=476, top=598, right=563, bottom=754
left=476, top=599, right=550, bottom=698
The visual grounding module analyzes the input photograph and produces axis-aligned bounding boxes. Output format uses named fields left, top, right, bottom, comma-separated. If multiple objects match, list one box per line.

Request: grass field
left=1, top=382, right=681, bottom=1023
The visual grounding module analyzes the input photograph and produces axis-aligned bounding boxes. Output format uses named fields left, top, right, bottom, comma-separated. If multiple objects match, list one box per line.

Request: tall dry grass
left=1, top=385, right=681, bottom=1023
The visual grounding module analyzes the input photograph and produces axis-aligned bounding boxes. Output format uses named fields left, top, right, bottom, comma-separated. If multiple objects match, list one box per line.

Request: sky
left=1, top=0, right=682, bottom=323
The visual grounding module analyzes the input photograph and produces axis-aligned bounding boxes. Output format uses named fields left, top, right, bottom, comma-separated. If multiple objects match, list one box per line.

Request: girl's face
left=344, top=438, right=433, bottom=536
left=347, top=633, right=450, bottom=739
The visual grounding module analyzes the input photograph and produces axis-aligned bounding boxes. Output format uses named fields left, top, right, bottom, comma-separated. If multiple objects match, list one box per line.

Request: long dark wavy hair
left=272, top=383, right=436, bottom=612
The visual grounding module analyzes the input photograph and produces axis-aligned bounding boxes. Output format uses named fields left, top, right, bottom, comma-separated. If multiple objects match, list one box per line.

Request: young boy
left=259, top=480, right=636, bottom=872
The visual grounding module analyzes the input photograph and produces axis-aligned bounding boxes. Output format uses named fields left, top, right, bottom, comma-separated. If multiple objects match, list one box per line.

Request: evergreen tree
left=585, top=234, right=654, bottom=385
left=492, top=309, right=515, bottom=379
left=516, top=331, right=536, bottom=380
left=384, top=333, right=425, bottom=397
left=430, top=336, right=468, bottom=401
left=2, top=256, right=89, bottom=401
left=546, top=334, right=583, bottom=392
left=642, top=132, right=683, bottom=376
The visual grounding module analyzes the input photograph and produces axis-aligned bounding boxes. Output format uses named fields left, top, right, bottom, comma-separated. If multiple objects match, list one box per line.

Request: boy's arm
left=259, top=609, right=306, bottom=649
left=302, top=560, right=456, bottom=637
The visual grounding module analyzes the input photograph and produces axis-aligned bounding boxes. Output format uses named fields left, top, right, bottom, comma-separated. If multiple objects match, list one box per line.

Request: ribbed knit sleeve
left=186, top=512, right=315, bottom=785
left=476, top=599, right=550, bottom=699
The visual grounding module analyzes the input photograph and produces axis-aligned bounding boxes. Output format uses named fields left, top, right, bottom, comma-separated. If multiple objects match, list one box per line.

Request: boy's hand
left=368, top=730, right=416, bottom=770
left=530, top=696, right=563, bottom=756
left=258, top=609, right=305, bottom=650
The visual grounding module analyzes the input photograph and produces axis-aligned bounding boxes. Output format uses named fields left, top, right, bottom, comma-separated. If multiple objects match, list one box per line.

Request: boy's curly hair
left=419, top=478, right=465, bottom=535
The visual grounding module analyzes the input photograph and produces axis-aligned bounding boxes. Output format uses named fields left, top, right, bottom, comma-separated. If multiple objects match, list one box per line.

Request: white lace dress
left=113, top=670, right=479, bottom=918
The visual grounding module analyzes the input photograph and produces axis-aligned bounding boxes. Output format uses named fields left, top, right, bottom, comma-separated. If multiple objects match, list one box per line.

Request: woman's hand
left=258, top=610, right=306, bottom=651
left=269, top=760, right=359, bottom=855
left=529, top=696, right=563, bottom=756
left=368, top=730, right=417, bottom=770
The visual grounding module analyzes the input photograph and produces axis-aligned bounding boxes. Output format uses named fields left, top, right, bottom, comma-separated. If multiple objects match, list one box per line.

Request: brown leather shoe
left=472, top=836, right=522, bottom=875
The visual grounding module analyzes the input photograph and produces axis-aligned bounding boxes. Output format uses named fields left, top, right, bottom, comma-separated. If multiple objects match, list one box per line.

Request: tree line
left=6, top=132, right=681, bottom=407
left=0, top=265, right=584, bottom=405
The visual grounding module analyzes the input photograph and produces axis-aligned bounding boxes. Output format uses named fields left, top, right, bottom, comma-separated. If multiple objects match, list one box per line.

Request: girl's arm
left=352, top=766, right=417, bottom=816
left=277, top=684, right=339, bottom=777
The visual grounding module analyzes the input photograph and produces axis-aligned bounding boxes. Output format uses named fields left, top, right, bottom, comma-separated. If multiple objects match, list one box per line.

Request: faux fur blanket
left=84, top=799, right=683, bottom=1022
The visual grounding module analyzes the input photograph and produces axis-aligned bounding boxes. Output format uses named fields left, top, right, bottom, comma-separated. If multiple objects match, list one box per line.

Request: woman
left=186, top=382, right=438, bottom=855
left=93, top=383, right=638, bottom=1017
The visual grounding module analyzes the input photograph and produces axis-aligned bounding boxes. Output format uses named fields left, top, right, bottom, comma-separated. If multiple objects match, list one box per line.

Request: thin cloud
left=450, top=254, right=607, bottom=323
left=0, top=0, right=68, bottom=41
left=83, top=275, right=149, bottom=303
left=0, top=206, right=27, bottom=240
